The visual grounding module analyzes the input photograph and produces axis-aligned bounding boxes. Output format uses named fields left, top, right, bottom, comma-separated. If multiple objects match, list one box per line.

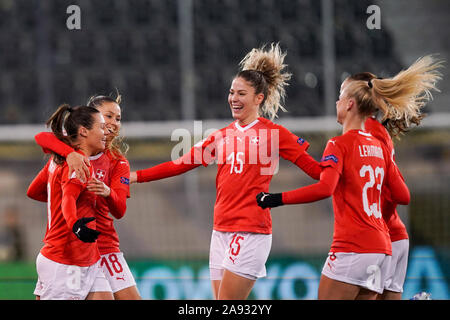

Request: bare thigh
left=211, top=280, right=221, bottom=300
left=318, top=274, right=360, bottom=300
left=86, top=291, right=114, bottom=300
left=113, top=286, right=141, bottom=300
left=217, top=269, right=255, bottom=300
left=377, top=290, right=402, bottom=300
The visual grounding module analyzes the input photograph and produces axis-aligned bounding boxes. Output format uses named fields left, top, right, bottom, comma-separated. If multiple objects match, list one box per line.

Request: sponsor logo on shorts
left=116, top=275, right=126, bottom=281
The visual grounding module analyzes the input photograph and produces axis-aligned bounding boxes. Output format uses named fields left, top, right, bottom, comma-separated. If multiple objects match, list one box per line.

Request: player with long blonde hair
left=357, top=56, right=443, bottom=299
left=257, top=55, right=443, bottom=299
left=130, top=43, right=322, bottom=299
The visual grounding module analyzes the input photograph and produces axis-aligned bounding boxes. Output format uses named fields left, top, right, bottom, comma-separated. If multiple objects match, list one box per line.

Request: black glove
left=72, top=217, right=100, bottom=243
left=256, top=192, right=283, bottom=209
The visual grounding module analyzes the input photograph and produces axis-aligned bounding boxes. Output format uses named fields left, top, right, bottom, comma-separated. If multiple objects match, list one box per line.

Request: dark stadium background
left=0, top=0, right=448, bottom=299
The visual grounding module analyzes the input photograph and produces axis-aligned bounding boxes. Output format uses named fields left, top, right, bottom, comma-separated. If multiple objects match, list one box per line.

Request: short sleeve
left=320, top=138, right=344, bottom=174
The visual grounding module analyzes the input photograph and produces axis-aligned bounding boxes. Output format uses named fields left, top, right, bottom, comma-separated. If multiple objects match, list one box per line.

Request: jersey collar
left=89, top=152, right=104, bottom=161
left=358, top=130, right=372, bottom=137
left=234, top=119, right=259, bottom=132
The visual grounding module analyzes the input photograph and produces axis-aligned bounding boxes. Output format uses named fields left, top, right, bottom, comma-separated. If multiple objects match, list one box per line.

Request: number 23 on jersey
left=360, top=164, right=384, bottom=218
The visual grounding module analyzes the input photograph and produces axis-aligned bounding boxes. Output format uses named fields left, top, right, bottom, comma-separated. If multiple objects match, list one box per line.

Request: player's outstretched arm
left=135, top=160, right=201, bottom=183
left=256, top=166, right=339, bottom=209
left=293, top=152, right=322, bottom=180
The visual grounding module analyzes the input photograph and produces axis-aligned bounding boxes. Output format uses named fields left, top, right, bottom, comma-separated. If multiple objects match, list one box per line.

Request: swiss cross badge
left=250, top=136, right=259, bottom=145
left=95, top=169, right=106, bottom=181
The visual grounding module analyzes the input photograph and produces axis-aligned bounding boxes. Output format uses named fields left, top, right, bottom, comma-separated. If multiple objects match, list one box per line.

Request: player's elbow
left=392, top=188, right=410, bottom=205
left=320, top=181, right=335, bottom=199
left=27, top=187, right=45, bottom=202
left=34, top=132, right=45, bottom=144
left=396, top=190, right=410, bottom=205
left=111, top=204, right=126, bottom=219
left=26, top=188, right=36, bottom=200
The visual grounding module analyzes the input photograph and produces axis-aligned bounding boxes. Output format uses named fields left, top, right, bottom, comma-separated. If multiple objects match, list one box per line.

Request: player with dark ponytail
left=27, top=104, right=113, bottom=300
left=33, top=93, right=141, bottom=300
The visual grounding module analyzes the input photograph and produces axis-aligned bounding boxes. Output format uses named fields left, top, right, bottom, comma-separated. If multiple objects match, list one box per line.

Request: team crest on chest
left=95, top=169, right=106, bottom=181
left=250, top=136, right=259, bottom=145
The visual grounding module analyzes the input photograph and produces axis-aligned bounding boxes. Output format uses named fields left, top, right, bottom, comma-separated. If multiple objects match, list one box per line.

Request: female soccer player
left=33, top=94, right=141, bottom=300
left=256, top=55, right=443, bottom=299
left=129, top=43, right=322, bottom=300
left=27, top=104, right=113, bottom=300
left=360, top=59, right=442, bottom=300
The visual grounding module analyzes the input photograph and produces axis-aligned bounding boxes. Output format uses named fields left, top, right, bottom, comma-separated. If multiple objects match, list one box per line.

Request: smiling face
left=96, top=101, right=121, bottom=146
left=84, top=112, right=106, bottom=155
left=228, top=77, right=264, bottom=126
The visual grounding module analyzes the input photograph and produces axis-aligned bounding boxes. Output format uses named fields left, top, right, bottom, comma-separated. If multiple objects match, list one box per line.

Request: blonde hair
left=87, top=89, right=129, bottom=158
left=237, top=43, right=292, bottom=120
left=346, top=55, right=444, bottom=136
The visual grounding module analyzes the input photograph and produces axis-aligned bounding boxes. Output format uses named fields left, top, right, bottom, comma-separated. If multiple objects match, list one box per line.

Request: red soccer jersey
left=319, top=129, right=398, bottom=255
left=90, top=150, right=130, bottom=254
left=364, top=117, right=409, bottom=242
left=180, top=117, right=310, bottom=234
left=32, top=158, right=100, bottom=266
left=34, top=132, right=131, bottom=255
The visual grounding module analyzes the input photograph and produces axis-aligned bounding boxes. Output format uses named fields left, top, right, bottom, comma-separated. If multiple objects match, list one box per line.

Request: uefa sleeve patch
left=120, top=177, right=130, bottom=185
left=297, top=137, right=305, bottom=145
left=321, top=154, right=338, bottom=163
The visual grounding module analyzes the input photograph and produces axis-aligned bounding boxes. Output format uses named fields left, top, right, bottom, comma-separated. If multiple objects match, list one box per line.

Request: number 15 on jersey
left=227, top=151, right=244, bottom=174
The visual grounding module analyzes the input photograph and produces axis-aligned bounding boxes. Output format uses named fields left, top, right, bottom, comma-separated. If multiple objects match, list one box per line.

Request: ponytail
left=346, top=55, right=444, bottom=137
left=46, top=104, right=74, bottom=146
left=46, top=104, right=99, bottom=164
left=371, top=55, right=443, bottom=126
left=237, top=43, right=292, bottom=120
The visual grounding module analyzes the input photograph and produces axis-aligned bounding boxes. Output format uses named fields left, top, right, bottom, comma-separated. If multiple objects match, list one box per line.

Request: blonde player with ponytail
left=257, top=55, right=443, bottom=299
left=130, top=43, right=322, bottom=299
left=358, top=55, right=443, bottom=299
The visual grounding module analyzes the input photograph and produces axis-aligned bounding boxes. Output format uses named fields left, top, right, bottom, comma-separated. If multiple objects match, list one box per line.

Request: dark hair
left=87, top=89, right=122, bottom=108
left=46, top=104, right=100, bottom=164
left=86, top=91, right=128, bottom=158
left=87, top=95, right=120, bottom=109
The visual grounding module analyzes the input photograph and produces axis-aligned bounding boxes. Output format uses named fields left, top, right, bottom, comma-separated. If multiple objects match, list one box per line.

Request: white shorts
left=209, top=230, right=272, bottom=281
left=384, top=239, right=409, bottom=293
left=34, top=253, right=111, bottom=300
left=321, top=252, right=392, bottom=294
left=97, top=252, right=137, bottom=293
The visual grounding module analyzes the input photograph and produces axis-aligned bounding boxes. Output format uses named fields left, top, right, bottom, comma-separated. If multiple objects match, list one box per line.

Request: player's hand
left=256, top=192, right=283, bottom=209
left=87, top=177, right=111, bottom=197
left=129, top=171, right=138, bottom=184
left=72, top=217, right=100, bottom=243
left=67, top=152, right=90, bottom=183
